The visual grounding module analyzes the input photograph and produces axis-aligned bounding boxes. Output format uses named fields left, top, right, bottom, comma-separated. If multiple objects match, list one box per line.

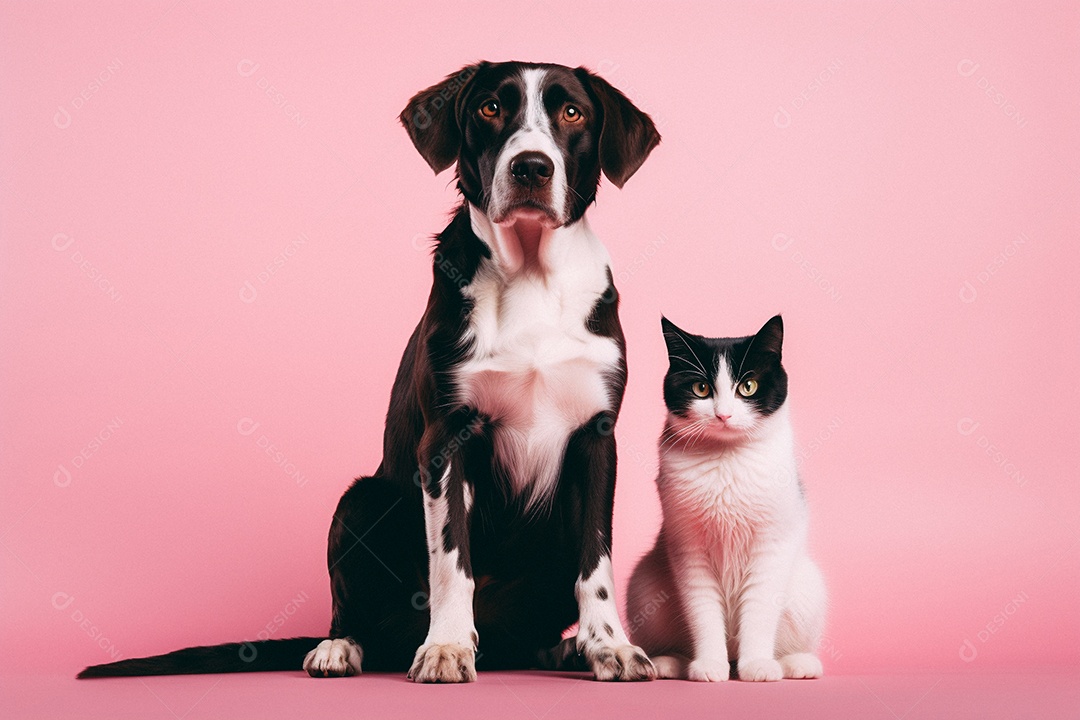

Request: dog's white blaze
left=489, top=68, right=570, bottom=224
left=462, top=208, right=620, bottom=510
left=521, top=68, right=550, bottom=131
left=422, top=464, right=477, bottom=646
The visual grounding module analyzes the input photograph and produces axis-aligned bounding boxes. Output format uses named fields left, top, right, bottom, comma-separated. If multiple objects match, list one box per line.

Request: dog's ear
left=400, top=63, right=486, bottom=174
left=576, top=68, right=661, bottom=188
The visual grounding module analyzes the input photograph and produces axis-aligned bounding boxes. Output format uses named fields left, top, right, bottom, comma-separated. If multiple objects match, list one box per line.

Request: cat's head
left=661, top=315, right=788, bottom=445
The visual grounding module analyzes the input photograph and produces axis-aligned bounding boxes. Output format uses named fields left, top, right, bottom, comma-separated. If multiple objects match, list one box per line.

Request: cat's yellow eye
left=479, top=100, right=500, bottom=118
left=737, top=378, right=759, bottom=397
left=692, top=382, right=711, bottom=398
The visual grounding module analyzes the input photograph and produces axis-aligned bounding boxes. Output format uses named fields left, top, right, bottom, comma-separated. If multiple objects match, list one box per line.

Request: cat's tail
left=76, top=637, right=323, bottom=678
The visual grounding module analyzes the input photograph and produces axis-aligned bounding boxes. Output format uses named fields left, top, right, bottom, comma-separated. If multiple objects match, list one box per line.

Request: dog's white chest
left=461, top=276, right=618, bottom=425
left=456, top=229, right=620, bottom=505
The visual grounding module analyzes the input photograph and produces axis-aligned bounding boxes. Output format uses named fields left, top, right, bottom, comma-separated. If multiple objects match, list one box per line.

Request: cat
left=626, top=315, right=826, bottom=681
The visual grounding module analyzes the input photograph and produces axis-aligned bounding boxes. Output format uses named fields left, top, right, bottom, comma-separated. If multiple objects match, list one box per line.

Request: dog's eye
left=737, top=378, right=759, bottom=397
left=479, top=100, right=500, bottom=118
left=563, top=105, right=583, bottom=123
left=692, top=382, right=711, bottom=398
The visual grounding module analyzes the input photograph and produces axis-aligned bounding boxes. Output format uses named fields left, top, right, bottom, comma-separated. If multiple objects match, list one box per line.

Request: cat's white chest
left=669, top=451, right=784, bottom=516
left=456, top=233, right=620, bottom=504
left=660, top=428, right=804, bottom=580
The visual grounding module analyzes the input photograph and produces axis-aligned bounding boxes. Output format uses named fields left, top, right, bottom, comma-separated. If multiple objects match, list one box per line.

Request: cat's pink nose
left=716, top=413, right=731, bottom=423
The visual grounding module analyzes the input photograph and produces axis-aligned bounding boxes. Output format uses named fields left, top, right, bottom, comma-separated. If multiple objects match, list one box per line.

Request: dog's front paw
left=303, top=638, right=363, bottom=678
left=738, top=657, right=783, bottom=682
left=582, top=642, right=656, bottom=681
left=688, top=656, right=730, bottom=682
left=407, top=643, right=476, bottom=683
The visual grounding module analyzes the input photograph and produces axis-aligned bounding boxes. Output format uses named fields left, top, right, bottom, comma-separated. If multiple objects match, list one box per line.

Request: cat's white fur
left=626, top=359, right=826, bottom=682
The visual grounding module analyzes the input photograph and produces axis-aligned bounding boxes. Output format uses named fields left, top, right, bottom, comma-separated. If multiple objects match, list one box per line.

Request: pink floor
left=5, top=669, right=1078, bottom=720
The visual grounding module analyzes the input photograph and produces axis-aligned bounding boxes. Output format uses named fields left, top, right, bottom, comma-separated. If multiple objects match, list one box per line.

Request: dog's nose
left=510, top=151, right=554, bottom=188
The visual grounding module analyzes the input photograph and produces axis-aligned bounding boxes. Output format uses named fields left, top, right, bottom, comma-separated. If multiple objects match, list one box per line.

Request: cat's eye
left=563, top=105, right=583, bottom=123
left=692, top=382, right=711, bottom=398
left=737, top=378, right=759, bottom=397
left=479, top=100, right=500, bottom=118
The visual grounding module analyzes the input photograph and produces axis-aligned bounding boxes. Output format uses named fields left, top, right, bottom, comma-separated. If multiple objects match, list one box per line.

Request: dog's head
left=401, top=61, right=660, bottom=227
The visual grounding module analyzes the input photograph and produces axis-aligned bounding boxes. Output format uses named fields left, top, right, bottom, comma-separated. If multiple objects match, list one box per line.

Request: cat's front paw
left=738, top=657, right=783, bottom=682
left=780, top=652, right=823, bottom=679
left=688, top=657, right=730, bottom=682
left=581, top=642, right=656, bottom=681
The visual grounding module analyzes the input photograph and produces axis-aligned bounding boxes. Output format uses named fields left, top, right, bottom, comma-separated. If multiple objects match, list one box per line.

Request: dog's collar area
left=468, top=203, right=588, bottom=277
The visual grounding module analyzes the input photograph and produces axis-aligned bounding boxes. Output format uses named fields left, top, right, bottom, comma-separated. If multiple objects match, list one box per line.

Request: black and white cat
left=626, top=315, right=826, bottom=681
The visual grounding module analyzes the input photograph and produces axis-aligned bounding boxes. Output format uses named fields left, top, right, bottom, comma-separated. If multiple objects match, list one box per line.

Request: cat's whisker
left=658, top=428, right=689, bottom=454
left=685, top=420, right=715, bottom=449
left=658, top=425, right=689, bottom=453
left=659, top=417, right=713, bottom=454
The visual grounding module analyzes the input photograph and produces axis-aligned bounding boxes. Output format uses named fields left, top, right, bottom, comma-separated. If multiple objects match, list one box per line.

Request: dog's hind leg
left=306, top=473, right=428, bottom=677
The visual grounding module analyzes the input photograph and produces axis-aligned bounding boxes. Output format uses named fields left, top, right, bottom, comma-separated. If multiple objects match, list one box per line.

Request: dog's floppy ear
left=576, top=68, right=661, bottom=188
left=399, top=63, right=486, bottom=174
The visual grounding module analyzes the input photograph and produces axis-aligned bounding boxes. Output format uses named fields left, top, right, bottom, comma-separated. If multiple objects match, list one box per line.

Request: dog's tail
left=76, top=637, right=323, bottom=678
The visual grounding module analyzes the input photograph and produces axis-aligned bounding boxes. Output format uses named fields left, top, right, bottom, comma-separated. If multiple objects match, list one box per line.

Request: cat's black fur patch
left=660, top=315, right=787, bottom=418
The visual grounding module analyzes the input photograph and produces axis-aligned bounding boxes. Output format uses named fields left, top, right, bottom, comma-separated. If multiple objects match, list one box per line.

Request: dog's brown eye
left=692, top=382, right=711, bottom=398
left=563, top=105, right=583, bottom=123
left=479, top=100, right=499, bottom=118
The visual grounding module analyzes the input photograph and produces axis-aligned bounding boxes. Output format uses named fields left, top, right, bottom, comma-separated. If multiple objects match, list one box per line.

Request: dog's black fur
left=79, top=61, right=659, bottom=681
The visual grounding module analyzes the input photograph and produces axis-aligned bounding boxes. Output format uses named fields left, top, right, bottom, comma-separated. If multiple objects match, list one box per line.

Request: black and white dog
left=79, top=61, right=660, bottom=683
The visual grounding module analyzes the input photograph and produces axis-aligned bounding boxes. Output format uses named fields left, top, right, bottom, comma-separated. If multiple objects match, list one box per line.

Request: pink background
left=2, top=0, right=1078, bottom=716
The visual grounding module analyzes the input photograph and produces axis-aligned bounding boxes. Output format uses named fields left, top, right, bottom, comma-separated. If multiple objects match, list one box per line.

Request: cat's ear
left=751, top=314, right=784, bottom=359
left=661, top=315, right=693, bottom=358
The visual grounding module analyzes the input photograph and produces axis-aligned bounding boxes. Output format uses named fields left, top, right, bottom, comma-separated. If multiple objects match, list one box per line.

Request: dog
left=79, top=60, right=660, bottom=683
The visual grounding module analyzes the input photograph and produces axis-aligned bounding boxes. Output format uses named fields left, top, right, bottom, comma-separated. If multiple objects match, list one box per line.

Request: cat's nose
left=715, top=413, right=731, bottom=423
